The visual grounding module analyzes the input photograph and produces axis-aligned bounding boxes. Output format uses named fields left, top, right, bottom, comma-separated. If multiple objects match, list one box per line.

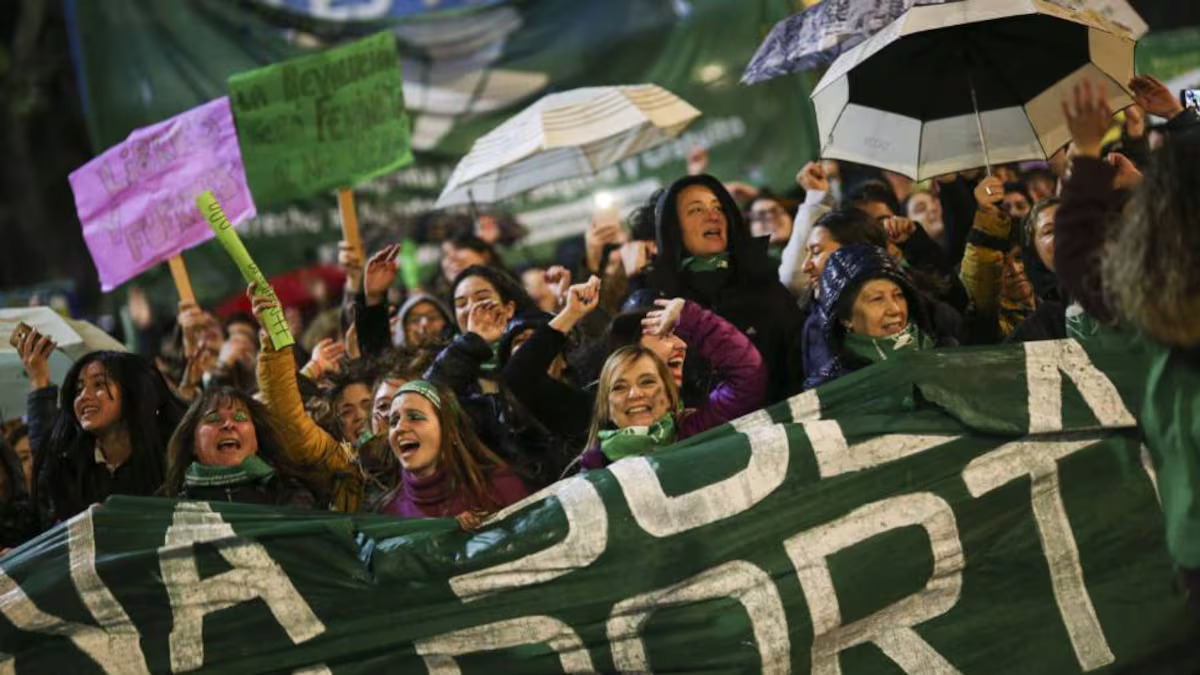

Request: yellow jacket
left=257, top=347, right=363, bottom=512
left=959, top=208, right=1034, bottom=337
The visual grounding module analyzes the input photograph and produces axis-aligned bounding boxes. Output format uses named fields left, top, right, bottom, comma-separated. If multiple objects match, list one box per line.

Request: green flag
left=1, top=339, right=1196, bottom=673
left=228, top=31, right=414, bottom=208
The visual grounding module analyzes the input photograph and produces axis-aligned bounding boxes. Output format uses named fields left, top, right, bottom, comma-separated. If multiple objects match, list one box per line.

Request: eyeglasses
left=749, top=206, right=785, bottom=222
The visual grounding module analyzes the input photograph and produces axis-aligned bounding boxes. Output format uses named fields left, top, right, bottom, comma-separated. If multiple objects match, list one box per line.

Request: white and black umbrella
left=435, top=85, right=701, bottom=208
left=811, top=0, right=1137, bottom=180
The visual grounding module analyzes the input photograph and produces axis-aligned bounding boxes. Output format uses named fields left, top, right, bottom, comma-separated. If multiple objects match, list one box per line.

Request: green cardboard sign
left=228, top=31, right=414, bottom=208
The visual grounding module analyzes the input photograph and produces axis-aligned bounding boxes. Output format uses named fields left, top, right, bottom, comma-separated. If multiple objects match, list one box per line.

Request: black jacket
left=646, top=174, right=805, bottom=401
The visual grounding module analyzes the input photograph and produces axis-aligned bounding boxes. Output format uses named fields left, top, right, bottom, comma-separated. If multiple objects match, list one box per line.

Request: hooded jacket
left=394, top=294, right=455, bottom=347
left=645, top=174, right=805, bottom=400
left=805, top=245, right=948, bottom=389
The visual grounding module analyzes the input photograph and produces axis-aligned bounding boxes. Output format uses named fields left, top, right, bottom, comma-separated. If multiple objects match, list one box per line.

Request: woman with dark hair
left=578, top=296, right=767, bottom=469
left=747, top=189, right=794, bottom=250
left=426, top=234, right=506, bottom=307
left=804, top=245, right=951, bottom=389
left=646, top=174, right=805, bottom=401
left=162, top=386, right=316, bottom=507
left=18, top=329, right=185, bottom=527
left=381, top=380, right=528, bottom=528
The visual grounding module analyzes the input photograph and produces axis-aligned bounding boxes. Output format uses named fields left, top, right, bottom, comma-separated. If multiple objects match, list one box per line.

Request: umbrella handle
left=967, top=70, right=993, bottom=178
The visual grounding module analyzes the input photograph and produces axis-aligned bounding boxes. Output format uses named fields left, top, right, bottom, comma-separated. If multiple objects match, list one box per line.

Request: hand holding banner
left=195, top=190, right=294, bottom=350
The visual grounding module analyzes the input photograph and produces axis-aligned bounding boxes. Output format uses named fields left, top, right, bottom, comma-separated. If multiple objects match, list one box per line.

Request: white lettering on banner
left=962, top=436, right=1115, bottom=671
left=607, top=560, right=790, bottom=674
left=784, top=493, right=965, bottom=675
left=292, top=665, right=332, bottom=674
left=157, top=502, right=325, bottom=672
left=803, top=420, right=962, bottom=478
left=788, top=389, right=821, bottom=422
left=414, top=616, right=593, bottom=674
left=0, top=510, right=150, bottom=673
left=0, top=653, right=11, bottom=675
left=1024, top=340, right=1136, bottom=433
left=729, top=408, right=772, bottom=432
left=449, top=476, right=607, bottom=602
left=609, top=424, right=789, bottom=537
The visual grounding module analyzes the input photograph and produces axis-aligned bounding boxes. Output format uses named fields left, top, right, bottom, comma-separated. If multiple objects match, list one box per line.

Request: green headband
left=395, top=379, right=442, bottom=410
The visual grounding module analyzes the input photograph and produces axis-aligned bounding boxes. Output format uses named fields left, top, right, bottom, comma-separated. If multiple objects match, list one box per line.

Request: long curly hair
left=1104, top=134, right=1200, bottom=346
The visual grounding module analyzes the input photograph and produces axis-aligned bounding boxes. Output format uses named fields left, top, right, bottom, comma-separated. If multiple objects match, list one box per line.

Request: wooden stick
left=167, top=255, right=196, bottom=305
left=337, top=187, right=363, bottom=257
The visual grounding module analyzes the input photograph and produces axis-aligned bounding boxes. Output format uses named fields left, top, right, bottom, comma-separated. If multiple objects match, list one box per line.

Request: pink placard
left=68, top=97, right=256, bottom=291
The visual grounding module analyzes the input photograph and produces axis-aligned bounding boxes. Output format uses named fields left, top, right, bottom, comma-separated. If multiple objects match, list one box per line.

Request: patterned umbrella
left=811, top=0, right=1137, bottom=180
left=435, top=85, right=701, bottom=209
left=742, top=0, right=1146, bottom=84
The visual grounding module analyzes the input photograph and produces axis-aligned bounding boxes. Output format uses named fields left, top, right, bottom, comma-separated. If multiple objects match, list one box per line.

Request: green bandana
left=598, top=413, right=677, bottom=462
left=396, top=380, right=442, bottom=409
left=184, top=454, right=276, bottom=488
left=680, top=253, right=730, bottom=272
left=842, top=322, right=933, bottom=366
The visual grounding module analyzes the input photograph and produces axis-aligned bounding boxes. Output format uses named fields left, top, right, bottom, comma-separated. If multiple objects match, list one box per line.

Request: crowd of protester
left=1, top=75, right=1197, bottom=602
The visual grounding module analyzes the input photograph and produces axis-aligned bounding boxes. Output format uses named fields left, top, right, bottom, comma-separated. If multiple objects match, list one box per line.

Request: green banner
left=228, top=31, right=414, bottom=208
left=2, top=339, right=1194, bottom=673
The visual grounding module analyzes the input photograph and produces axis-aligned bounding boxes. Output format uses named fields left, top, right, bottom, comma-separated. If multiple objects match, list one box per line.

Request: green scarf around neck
left=479, top=341, right=502, bottom=374
left=598, top=413, right=677, bottom=462
left=680, top=252, right=730, bottom=272
left=842, top=322, right=933, bottom=366
left=184, top=454, right=276, bottom=488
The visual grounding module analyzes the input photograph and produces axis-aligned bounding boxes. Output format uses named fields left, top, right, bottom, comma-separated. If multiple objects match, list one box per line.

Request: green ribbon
left=396, top=379, right=442, bottom=409
left=680, top=253, right=730, bottom=272
left=598, top=413, right=677, bottom=461
left=183, top=454, right=276, bottom=488
left=842, top=322, right=933, bottom=366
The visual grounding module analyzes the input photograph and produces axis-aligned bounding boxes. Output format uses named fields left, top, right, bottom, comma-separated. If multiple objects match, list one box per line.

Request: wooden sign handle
left=337, top=188, right=363, bottom=258
left=167, top=255, right=196, bottom=305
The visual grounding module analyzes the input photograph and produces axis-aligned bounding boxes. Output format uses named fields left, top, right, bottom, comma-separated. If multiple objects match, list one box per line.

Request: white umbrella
left=435, top=84, right=701, bottom=208
left=811, top=0, right=1137, bottom=180
left=0, top=308, right=126, bottom=421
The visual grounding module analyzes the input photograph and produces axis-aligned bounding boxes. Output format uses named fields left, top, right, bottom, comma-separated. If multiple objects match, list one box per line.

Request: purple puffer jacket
left=581, top=300, right=767, bottom=469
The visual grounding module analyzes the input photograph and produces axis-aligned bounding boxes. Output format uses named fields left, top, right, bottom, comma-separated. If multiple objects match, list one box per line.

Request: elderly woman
left=162, top=386, right=316, bottom=507
left=579, top=296, right=767, bottom=469
left=804, top=245, right=953, bottom=389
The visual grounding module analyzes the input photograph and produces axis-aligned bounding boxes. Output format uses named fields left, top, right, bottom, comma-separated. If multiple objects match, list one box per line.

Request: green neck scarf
left=680, top=253, right=730, bottom=272
left=479, top=341, right=502, bottom=374
left=842, top=322, right=933, bottom=366
left=598, top=413, right=677, bottom=462
left=184, top=454, right=276, bottom=488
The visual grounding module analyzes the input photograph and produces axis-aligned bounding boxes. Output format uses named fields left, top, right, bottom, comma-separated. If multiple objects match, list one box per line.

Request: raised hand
left=363, top=244, right=400, bottom=307
left=337, top=240, right=364, bottom=291
left=796, top=161, right=830, bottom=193
left=466, top=300, right=508, bottom=344
left=247, top=282, right=282, bottom=351
left=973, top=175, right=1006, bottom=214
left=1106, top=152, right=1143, bottom=191
left=18, top=327, right=56, bottom=391
left=304, top=338, right=347, bottom=381
left=544, top=265, right=572, bottom=310
left=642, top=298, right=686, bottom=338
left=882, top=216, right=917, bottom=244
left=1129, top=75, right=1184, bottom=121
left=1061, top=79, right=1114, bottom=159
left=1123, top=104, right=1146, bottom=139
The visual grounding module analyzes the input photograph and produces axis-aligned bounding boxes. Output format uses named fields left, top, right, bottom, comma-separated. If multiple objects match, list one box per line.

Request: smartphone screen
left=593, top=192, right=620, bottom=229
left=1182, top=89, right=1200, bottom=110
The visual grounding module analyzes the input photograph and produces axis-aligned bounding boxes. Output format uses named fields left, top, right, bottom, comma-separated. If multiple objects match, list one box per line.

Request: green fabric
left=478, top=342, right=502, bottom=375
left=1141, top=341, right=1200, bottom=568
left=227, top=31, right=414, bottom=208
left=598, top=413, right=677, bottom=461
left=183, top=454, right=276, bottom=488
left=4, top=339, right=1200, bottom=672
left=395, top=379, right=441, bottom=410
left=680, top=253, right=730, bottom=272
left=842, top=322, right=933, bottom=365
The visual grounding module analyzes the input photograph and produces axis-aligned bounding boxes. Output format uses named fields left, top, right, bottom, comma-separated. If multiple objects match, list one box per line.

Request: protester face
left=1001, top=192, right=1032, bottom=221
left=857, top=200, right=894, bottom=224
left=13, top=435, right=31, bottom=488
left=848, top=279, right=908, bottom=338
left=336, top=383, right=373, bottom=443
left=906, top=192, right=945, bottom=243
left=193, top=400, right=259, bottom=467
left=73, top=361, right=123, bottom=435
left=676, top=185, right=728, bottom=256
left=521, top=269, right=558, bottom=313
left=749, top=198, right=793, bottom=244
left=404, top=301, right=447, bottom=347
left=1027, top=176, right=1057, bottom=202
left=441, top=242, right=488, bottom=283
left=638, top=332, right=687, bottom=387
left=453, top=275, right=516, bottom=334
left=1033, top=204, right=1058, bottom=272
left=388, top=392, right=442, bottom=479
left=802, top=226, right=841, bottom=289
left=1002, top=244, right=1034, bottom=305
left=607, top=355, right=672, bottom=429
left=372, top=378, right=407, bottom=436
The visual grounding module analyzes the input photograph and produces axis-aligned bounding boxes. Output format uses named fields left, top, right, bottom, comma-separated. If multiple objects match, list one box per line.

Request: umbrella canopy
left=435, top=84, right=701, bottom=208
left=811, top=0, right=1137, bottom=180
left=0, top=308, right=127, bottom=421
left=744, top=0, right=1145, bottom=84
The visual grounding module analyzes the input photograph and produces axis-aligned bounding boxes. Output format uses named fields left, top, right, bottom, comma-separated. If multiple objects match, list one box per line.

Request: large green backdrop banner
left=1, top=338, right=1195, bottom=673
